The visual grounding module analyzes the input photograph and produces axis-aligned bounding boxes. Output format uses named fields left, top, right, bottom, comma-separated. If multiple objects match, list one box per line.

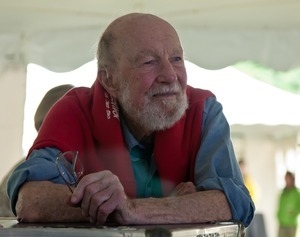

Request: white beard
left=118, top=81, right=188, bottom=132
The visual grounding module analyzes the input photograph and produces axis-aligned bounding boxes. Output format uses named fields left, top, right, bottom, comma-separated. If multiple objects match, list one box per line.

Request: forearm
left=122, top=190, right=232, bottom=224
left=16, top=181, right=88, bottom=223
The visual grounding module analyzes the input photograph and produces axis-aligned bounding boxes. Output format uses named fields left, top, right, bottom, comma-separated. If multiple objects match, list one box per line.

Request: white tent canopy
left=0, top=0, right=300, bottom=72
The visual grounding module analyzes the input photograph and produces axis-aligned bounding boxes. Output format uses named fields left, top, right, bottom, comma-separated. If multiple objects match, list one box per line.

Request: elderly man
left=7, top=13, right=254, bottom=227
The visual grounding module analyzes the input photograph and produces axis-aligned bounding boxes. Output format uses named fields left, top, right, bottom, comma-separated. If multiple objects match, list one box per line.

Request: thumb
left=66, top=195, right=81, bottom=207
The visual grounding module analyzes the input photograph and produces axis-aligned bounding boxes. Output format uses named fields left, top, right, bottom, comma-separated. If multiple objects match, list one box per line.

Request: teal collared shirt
left=121, top=119, right=162, bottom=197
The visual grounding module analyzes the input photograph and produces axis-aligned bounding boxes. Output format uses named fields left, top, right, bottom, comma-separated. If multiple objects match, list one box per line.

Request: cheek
left=121, top=79, right=150, bottom=105
left=133, top=84, right=151, bottom=104
left=133, top=74, right=155, bottom=95
left=178, top=69, right=188, bottom=88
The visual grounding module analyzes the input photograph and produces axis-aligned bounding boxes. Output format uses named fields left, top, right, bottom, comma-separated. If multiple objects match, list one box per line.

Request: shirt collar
left=120, top=116, right=140, bottom=151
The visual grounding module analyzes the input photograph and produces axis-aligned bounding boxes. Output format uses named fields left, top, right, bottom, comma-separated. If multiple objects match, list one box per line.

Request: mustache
left=147, top=83, right=181, bottom=97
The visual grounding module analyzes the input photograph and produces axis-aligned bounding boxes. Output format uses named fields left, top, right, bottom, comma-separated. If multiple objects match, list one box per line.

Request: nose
left=157, top=59, right=178, bottom=83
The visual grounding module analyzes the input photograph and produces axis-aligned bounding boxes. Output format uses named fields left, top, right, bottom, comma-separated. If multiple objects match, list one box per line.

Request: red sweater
left=29, top=80, right=213, bottom=197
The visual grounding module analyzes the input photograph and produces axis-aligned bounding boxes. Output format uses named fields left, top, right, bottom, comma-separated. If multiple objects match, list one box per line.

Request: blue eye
left=172, top=57, right=182, bottom=62
left=144, top=60, right=155, bottom=65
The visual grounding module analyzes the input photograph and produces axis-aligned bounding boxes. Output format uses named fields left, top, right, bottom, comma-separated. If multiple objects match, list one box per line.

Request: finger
left=94, top=189, right=125, bottom=225
left=86, top=175, right=122, bottom=218
left=90, top=189, right=113, bottom=224
left=80, top=171, right=118, bottom=216
left=70, top=171, right=108, bottom=205
left=88, top=176, right=126, bottom=224
left=171, top=182, right=196, bottom=196
left=66, top=195, right=81, bottom=207
left=81, top=180, right=111, bottom=217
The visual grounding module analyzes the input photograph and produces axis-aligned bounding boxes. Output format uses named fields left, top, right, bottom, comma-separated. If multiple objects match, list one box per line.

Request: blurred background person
left=239, top=159, right=257, bottom=203
left=239, top=159, right=267, bottom=237
left=0, top=84, right=74, bottom=216
left=277, top=171, right=300, bottom=237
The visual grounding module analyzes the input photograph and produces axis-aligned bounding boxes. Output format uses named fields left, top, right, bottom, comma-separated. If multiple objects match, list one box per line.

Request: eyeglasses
left=56, top=150, right=84, bottom=193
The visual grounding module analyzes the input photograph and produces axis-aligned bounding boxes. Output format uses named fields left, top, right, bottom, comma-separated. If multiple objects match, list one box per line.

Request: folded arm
left=16, top=181, right=88, bottom=222
left=15, top=176, right=231, bottom=225
left=118, top=189, right=231, bottom=225
left=69, top=171, right=232, bottom=225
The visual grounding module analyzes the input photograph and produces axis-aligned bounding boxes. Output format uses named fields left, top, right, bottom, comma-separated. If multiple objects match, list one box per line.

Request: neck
left=140, top=134, right=154, bottom=146
left=121, top=110, right=153, bottom=142
left=127, top=122, right=153, bottom=142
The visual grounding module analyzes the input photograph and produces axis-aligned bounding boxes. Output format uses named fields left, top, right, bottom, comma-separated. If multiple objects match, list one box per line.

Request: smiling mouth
left=149, top=84, right=181, bottom=98
left=153, top=91, right=178, bottom=97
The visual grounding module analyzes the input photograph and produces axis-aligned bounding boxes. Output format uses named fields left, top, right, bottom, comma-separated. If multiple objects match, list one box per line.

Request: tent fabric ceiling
left=0, top=0, right=300, bottom=72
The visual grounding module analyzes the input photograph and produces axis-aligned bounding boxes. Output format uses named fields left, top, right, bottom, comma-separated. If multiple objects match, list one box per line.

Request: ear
left=97, top=69, right=118, bottom=97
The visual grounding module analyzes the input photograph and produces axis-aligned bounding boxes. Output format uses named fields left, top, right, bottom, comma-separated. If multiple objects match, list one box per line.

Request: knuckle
left=85, top=185, right=96, bottom=194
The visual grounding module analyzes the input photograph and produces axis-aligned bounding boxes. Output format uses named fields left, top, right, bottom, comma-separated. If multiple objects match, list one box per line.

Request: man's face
left=111, top=17, right=188, bottom=135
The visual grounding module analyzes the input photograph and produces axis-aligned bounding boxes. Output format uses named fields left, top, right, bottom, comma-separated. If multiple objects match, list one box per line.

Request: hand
left=170, top=182, right=197, bottom=196
left=69, top=170, right=128, bottom=225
